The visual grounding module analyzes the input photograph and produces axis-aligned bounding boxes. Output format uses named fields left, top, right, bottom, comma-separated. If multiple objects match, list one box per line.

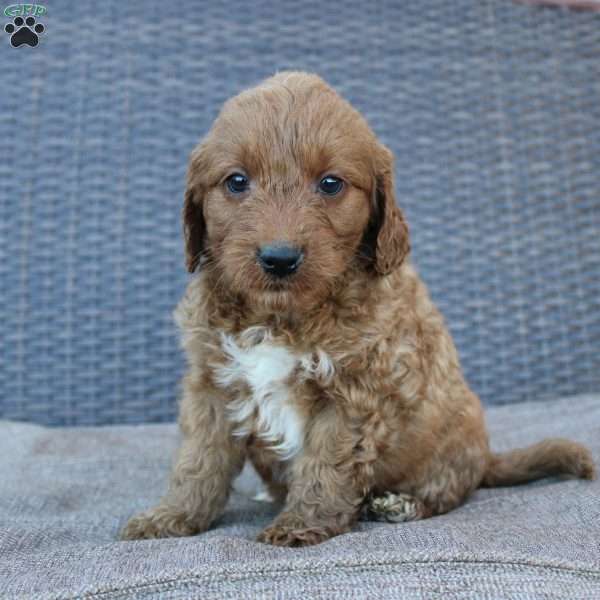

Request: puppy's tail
left=481, top=438, right=595, bottom=487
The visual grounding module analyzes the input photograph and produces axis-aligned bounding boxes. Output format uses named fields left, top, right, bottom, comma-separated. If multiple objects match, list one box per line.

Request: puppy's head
left=183, top=72, right=409, bottom=312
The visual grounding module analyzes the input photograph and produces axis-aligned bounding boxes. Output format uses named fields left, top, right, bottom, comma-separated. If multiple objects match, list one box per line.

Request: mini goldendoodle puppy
left=122, top=72, right=595, bottom=547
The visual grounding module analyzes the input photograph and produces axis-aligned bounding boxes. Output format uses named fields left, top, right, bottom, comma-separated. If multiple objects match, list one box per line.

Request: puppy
left=122, top=72, right=595, bottom=547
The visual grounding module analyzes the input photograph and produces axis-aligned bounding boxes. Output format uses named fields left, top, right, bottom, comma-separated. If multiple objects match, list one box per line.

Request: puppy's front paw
left=121, top=505, right=200, bottom=540
left=257, top=522, right=332, bottom=547
left=257, top=512, right=341, bottom=547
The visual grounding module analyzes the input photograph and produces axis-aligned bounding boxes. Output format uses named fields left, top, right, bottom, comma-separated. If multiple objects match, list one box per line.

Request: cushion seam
left=66, top=557, right=600, bottom=599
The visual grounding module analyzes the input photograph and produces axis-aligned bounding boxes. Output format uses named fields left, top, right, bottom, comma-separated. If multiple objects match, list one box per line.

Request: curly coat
left=122, top=72, right=595, bottom=547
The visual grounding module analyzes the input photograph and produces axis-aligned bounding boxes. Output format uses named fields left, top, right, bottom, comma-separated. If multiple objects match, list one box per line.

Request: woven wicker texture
left=0, top=1, right=599, bottom=425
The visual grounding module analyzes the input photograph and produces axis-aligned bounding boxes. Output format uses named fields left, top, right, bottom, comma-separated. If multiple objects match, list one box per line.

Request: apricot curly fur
left=121, top=72, right=595, bottom=547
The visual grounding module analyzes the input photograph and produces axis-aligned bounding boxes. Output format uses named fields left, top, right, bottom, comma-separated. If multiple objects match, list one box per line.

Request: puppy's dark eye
left=318, top=175, right=344, bottom=196
left=225, top=173, right=250, bottom=194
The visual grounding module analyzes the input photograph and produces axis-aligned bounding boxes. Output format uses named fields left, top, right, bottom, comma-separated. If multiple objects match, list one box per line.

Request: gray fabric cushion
left=2, top=394, right=599, bottom=599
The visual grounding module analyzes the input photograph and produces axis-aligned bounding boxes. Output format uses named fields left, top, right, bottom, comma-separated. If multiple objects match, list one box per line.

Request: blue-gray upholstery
left=1, top=0, right=599, bottom=425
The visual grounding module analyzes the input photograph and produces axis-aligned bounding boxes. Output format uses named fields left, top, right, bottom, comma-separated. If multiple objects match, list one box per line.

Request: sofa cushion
left=1, top=394, right=599, bottom=599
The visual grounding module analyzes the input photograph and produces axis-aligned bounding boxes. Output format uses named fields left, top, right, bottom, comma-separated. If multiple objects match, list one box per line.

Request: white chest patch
left=213, top=328, right=333, bottom=460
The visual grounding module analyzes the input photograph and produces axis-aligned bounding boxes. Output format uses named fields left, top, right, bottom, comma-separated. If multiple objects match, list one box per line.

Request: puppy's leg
left=121, top=380, right=245, bottom=540
left=257, top=453, right=362, bottom=547
left=257, top=413, right=363, bottom=547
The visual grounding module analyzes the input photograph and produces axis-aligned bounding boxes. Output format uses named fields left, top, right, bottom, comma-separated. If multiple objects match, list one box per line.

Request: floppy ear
left=182, top=183, right=206, bottom=273
left=365, top=145, right=410, bottom=275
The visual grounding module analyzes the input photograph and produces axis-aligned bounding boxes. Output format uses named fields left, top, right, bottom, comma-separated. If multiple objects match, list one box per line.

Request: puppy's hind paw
left=363, top=492, right=426, bottom=523
left=120, top=505, right=200, bottom=540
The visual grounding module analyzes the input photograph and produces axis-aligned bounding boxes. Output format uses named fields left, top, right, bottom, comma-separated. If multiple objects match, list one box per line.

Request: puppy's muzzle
left=257, top=243, right=304, bottom=278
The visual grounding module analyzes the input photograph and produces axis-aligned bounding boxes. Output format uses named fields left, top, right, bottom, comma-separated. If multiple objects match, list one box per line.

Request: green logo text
left=4, top=4, right=46, bottom=17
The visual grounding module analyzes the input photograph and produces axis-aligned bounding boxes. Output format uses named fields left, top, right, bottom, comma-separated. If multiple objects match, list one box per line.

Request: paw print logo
left=4, top=16, right=44, bottom=47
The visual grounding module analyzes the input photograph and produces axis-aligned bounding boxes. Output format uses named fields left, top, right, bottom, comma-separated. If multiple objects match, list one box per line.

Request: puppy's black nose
left=257, top=243, right=304, bottom=278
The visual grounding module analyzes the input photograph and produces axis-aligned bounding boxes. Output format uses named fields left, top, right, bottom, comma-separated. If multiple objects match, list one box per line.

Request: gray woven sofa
left=1, top=1, right=599, bottom=598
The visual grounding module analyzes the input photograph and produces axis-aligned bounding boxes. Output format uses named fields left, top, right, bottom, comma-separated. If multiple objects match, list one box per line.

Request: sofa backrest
left=1, top=0, right=598, bottom=425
